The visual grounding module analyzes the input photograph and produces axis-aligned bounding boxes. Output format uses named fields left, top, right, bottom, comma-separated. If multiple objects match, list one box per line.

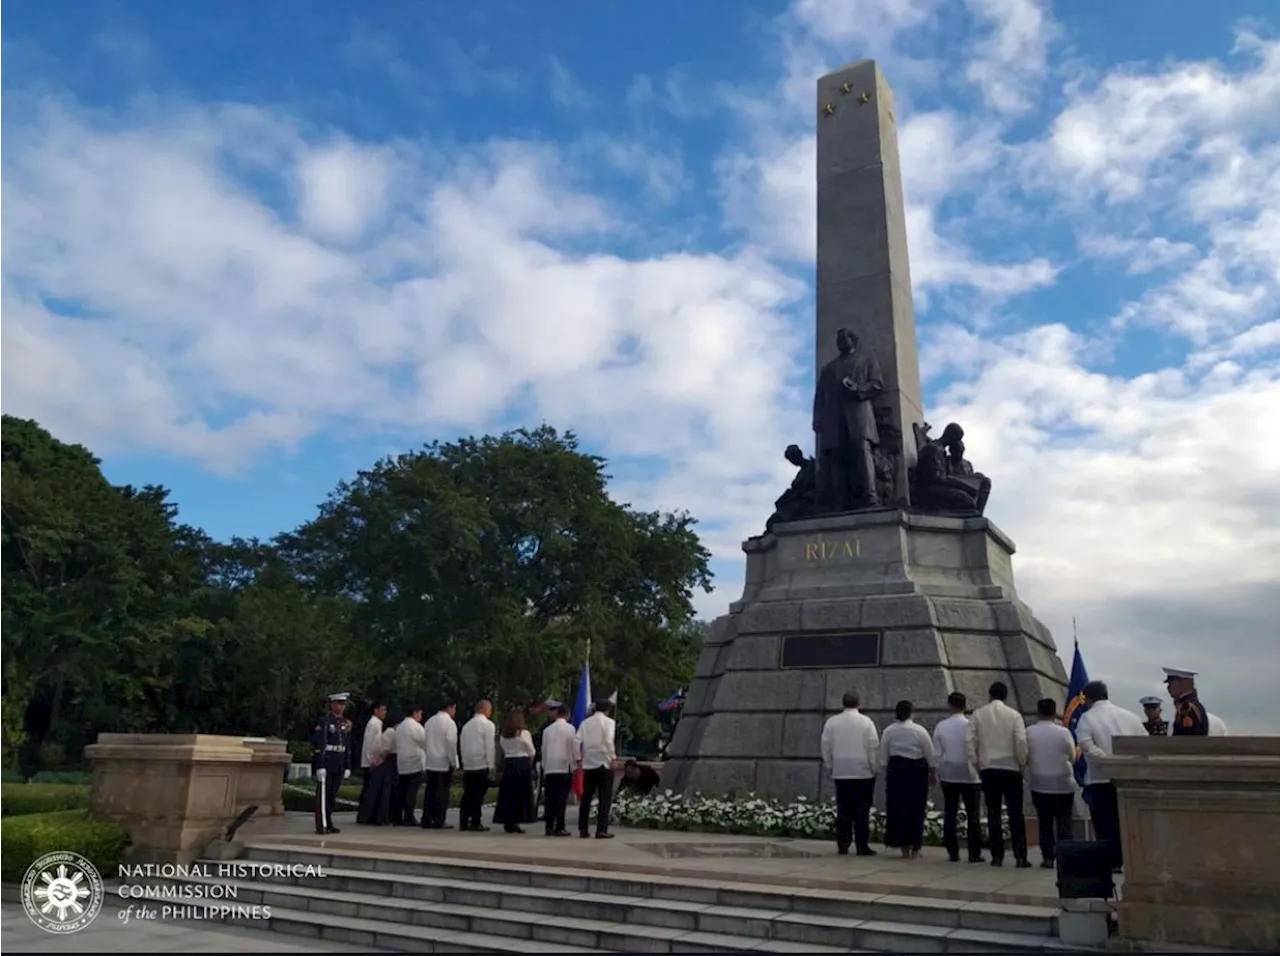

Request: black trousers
left=579, top=767, right=614, bottom=835
left=397, top=771, right=423, bottom=824
left=544, top=772, right=571, bottom=834
left=460, top=769, right=490, bottom=829
left=1031, top=791, right=1075, bottom=864
left=312, top=760, right=343, bottom=832
left=980, top=768, right=1028, bottom=862
left=941, top=781, right=984, bottom=861
left=1085, top=782, right=1122, bottom=868
left=358, top=766, right=372, bottom=809
left=421, top=769, right=453, bottom=828
left=834, top=777, right=875, bottom=852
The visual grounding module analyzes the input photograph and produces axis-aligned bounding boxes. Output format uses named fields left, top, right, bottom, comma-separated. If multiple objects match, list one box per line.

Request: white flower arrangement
left=611, top=790, right=1010, bottom=846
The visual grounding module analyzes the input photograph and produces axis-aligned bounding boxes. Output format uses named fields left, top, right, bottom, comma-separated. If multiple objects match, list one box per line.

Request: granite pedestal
left=1099, top=736, right=1280, bottom=952
left=85, top=733, right=284, bottom=865
left=664, top=510, right=1069, bottom=802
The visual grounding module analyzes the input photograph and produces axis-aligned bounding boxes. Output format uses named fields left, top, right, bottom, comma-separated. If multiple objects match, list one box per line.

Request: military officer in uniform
left=312, top=692, right=353, bottom=834
left=1163, top=667, right=1209, bottom=736
left=1139, top=696, right=1168, bottom=736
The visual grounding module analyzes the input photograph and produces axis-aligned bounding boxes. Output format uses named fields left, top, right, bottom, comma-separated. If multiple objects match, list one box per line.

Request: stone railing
left=1097, top=735, right=1280, bottom=952
left=85, top=733, right=291, bottom=866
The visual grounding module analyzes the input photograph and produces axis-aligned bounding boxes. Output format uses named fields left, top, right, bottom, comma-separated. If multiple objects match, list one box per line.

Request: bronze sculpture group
left=766, top=328, right=991, bottom=530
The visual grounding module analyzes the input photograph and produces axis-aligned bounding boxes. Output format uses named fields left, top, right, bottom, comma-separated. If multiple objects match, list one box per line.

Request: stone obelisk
left=816, top=61, right=922, bottom=504
left=663, top=62, right=1069, bottom=804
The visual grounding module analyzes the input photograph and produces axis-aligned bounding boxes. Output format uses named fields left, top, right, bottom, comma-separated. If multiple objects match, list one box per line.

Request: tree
left=279, top=426, right=713, bottom=733
left=1, top=416, right=210, bottom=764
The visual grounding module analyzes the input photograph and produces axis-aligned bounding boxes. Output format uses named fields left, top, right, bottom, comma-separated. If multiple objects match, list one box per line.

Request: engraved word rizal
left=804, top=539, right=861, bottom=560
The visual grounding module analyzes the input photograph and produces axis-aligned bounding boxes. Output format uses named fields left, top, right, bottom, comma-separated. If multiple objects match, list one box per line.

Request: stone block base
left=664, top=511, right=1068, bottom=802
left=1100, top=737, right=1280, bottom=953
left=85, top=733, right=285, bottom=866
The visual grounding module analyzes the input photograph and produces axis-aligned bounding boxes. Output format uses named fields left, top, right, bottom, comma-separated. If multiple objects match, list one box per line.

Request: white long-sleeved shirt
left=1076, top=699, right=1146, bottom=785
left=423, top=710, right=460, bottom=772
left=499, top=730, right=536, bottom=760
left=1026, top=719, right=1077, bottom=794
left=879, top=720, right=937, bottom=766
left=377, top=727, right=397, bottom=760
left=541, top=718, right=577, bottom=774
left=361, top=715, right=384, bottom=769
left=395, top=715, right=426, bottom=775
left=966, top=699, right=1029, bottom=773
left=820, top=708, right=879, bottom=780
left=575, top=712, right=616, bottom=771
left=932, top=713, right=978, bottom=784
left=459, top=713, right=497, bottom=773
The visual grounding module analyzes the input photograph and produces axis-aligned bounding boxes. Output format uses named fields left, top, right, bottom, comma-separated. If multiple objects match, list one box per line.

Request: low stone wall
left=238, top=738, right=292, bottom=815
left=85, top=733, right=289, bottom=866
left=1098, top=736, right=1280, bottom=952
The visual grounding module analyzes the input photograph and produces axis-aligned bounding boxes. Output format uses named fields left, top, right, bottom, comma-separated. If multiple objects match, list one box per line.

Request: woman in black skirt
left=357, top=722, right=398, bottom=826
left=879, top=700, right=937, bottom=858
left=492, top=708, right=537, bottom=834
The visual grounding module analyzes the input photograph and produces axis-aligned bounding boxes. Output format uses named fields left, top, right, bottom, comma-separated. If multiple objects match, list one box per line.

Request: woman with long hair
left=492, top=708, right=537, bottom=834
left=879, top=699, right=937, bottom=858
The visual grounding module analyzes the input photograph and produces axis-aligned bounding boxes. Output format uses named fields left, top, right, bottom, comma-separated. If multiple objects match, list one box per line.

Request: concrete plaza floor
left=4, top=805, right=1096, bottom=951
left=251, top=805, right=1096, bottom=908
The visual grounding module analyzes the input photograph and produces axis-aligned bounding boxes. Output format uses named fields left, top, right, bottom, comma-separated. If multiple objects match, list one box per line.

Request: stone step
left=168, top=870, right=1079, bottom=954
left=201, top=903, right=613, bottom=953
left=237, top=842, right=1063, bottom=938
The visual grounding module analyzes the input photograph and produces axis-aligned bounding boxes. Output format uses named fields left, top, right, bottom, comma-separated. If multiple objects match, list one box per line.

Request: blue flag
left=570, top=658, right=592, bottom=798
left=1062, top=641, right=1092, bottom=802
left=572, top=660, right=592, bottom=729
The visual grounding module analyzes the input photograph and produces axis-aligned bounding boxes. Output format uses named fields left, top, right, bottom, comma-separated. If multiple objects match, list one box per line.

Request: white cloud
left=924, top=323, right=1280, bottom=730
left=549, top=57, right=593, bottom=112
left=1020, top=32, right=1280, bottom=346
left=4, top=3, right=1279, bottom=735
left=1078, top=234, right=1199, bottom=275
left=296, top=141, right=394, bottom=241
left=1, top=98, right=804, bottom=533
left=963, top=0, right=1058, bottom=115
left=1040, top=30, right=1280, bottom=202
left=717, top=116, right=1056, bottom=301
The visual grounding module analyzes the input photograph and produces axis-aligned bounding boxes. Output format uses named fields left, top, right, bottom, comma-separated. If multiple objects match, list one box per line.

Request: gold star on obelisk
left=821, top=103, right=835, bottom=116
left=839, top=82, right=853, bottom=95
left=858, top=91, right=871, bottom=105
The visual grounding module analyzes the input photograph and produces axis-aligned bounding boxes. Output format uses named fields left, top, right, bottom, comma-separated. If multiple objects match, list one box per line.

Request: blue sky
left=3, top=0, right=1278, bottom=730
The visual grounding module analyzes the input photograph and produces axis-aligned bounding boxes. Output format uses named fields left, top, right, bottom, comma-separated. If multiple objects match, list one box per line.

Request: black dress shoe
left=1015, top=859, right=1032, bottom=869
left=969, top=855, right=986, bottom=864
left=439, top=823, right=455, bottom=830
left=1041, top=859, right=1055, bottom=869
left=856, top=847, right=878, bottom=857
left=471, top=825, right=490, bottom=832
left=550, top=830, right=571, bottom=837
left=948, top=854, right=960, bottom=863
left=326, top=826, right=341, bottom=834
left=990, top=857, right=1004, bottom=867
left=837, top=847, right=849, bottom=856
left=595, top=832, right=614, bottom=839
left=579, top=832, right=590, bottom=839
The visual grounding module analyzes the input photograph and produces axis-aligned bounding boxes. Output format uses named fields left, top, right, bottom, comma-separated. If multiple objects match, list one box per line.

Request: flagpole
left=1072, top=616, right=1078, bottom=647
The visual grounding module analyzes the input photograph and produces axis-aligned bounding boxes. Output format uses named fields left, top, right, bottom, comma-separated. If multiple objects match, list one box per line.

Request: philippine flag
left=570, top=659, right=591, bottom=799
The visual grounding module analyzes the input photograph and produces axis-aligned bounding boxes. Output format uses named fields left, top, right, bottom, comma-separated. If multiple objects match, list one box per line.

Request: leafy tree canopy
left=279, top=426, right=712, bottom=742
left=2, top=417, right=710, bottom=765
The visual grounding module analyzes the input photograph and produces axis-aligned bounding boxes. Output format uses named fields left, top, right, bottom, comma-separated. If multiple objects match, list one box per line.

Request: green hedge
left=1, top=783, right=91, bottom=817
left=1, top=810, right=130, bottom=883
left=281, top=779, right=496, bottom=813
left=1, top=770, right=93, bottom=785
